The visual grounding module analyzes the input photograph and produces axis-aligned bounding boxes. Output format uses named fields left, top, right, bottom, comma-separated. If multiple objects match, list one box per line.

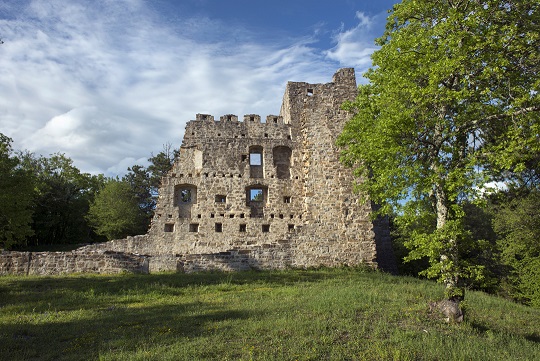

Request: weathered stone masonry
left=0, top=68, right=394, bottom=275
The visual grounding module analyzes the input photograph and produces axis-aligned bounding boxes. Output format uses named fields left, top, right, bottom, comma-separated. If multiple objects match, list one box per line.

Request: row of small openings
left=190, top=132, right=292, bottom=140
left=197, top=114, right=283, bottom=123
left=171, top=173, right=299, bottom=180
left=160, top=213, right=300, bottom=220
left=213, top=195, right=292, bottom=203
left=207, top=213, right=299, bottom=220
left=174, top=186, right=292, bottom=206
left=180, top=223, right=296, bottom=233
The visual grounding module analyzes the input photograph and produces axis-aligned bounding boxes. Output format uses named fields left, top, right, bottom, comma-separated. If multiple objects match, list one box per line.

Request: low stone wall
left=0, top=251, right=148, bottom=276
left=0, top=237, right=378, bottom=276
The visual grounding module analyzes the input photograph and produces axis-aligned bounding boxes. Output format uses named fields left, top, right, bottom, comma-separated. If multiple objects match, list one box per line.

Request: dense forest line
left=0, top=133, right=176, bottom=249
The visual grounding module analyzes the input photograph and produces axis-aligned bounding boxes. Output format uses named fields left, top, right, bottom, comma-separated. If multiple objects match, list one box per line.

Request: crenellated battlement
left=194, top=113, right=285, bottom=125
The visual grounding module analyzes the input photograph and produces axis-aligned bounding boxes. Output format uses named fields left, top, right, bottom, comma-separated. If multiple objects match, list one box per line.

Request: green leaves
left=0, top=134, right=34, bottom=250
left=338, top=0, right=540, bottom=299
left=87, top=179, right=147, bottom=241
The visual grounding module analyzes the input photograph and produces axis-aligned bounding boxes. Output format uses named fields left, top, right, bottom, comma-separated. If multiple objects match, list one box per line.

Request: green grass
left=1, top=268, right=539, bottom=360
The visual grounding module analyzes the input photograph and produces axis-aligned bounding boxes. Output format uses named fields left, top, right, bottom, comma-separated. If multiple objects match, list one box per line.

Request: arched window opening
left=174, top=184, right=197, bottom=218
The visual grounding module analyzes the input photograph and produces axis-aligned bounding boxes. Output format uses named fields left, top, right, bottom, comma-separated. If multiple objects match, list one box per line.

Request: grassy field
left=1, top=267, right=539, bottom=361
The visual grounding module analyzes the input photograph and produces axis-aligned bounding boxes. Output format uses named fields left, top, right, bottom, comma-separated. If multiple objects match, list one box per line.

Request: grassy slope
left=0, top=268, right=539, bottom=361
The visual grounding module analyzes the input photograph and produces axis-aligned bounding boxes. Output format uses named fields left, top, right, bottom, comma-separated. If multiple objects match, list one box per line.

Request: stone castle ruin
left=1, top=68, right=394, bottom=275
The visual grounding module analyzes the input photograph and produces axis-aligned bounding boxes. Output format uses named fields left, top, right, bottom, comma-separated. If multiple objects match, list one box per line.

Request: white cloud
left=325, top=11, right=386, bottom=77
left=0, top=0, right=386, bottom=177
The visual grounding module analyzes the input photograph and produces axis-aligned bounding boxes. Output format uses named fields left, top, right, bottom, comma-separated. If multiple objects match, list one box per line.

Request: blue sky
left=0, top=0, right=398, bottom=176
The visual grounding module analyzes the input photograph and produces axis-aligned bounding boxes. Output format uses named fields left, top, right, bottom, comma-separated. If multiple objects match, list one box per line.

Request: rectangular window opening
left=164, top=224, right=174, bottom=232
left=189, top=223, right=199, bottom=232
left=215, top=223, right=223, bottom=232
left=215, top=194, right=227, bottom=203
left=262, top=224, right=270, bottom=233
left=283, top=196, right=291, bottom=203
left=288, top=224, right=295, bottom=232
left=239, top=224, right=247, bottom=232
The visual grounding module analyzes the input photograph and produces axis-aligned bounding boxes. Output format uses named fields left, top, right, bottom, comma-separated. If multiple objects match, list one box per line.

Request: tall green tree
left=124, top=143, right=178, bottom=229
left=0, top=134, right=34, bottom=249
left=338, top=0, right=539, bottom=306
left=18, top=152, right=105, bottom=245
left=86, top=179, right=147, bottom=240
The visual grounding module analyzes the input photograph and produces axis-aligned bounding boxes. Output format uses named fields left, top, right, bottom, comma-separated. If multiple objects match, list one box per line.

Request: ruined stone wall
left=139, top=68, right=380, bottom=268
left=0, top=68, right=394, bottom=277
left=0, top=251, right=148, bottom=276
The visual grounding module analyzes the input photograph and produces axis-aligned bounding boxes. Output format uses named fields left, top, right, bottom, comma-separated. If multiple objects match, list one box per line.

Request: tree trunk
left=434, top=182, right=464, bottom=322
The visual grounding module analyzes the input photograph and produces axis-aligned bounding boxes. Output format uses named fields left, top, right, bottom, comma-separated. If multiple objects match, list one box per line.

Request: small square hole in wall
left=197, top=214, right=202, bottom=218
left=307, top=88, right=314, bottom=96
left=273, top=118, right=278, bottom=123
left=215, top=194, right=227, bottom=203
left=262, top=224, right=270, bottom=232
left=283, top=196, right=291, bottom=204
left=229, top=214, right=234, bottom=218
left=210, top=213, right=215, bottom=218
left=239, top=224, right=247, bottom=232
left=164, top=224, right=174, bottom=232
left=215, top=223, right=223, bottom=232
left=240, top=213, right=245, bottom=218
left=288, top=224, right=295, bottom=232
left=189, top=223, right=199, bottom=232
left=264, top=133, right=268, bottom=138
left=279, top=214, right=284, bottom=219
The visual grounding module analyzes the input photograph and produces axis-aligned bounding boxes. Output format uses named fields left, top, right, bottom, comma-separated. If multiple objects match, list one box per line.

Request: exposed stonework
left=1, top=68, right=395, bottom=276
left=0, top=251, right=149, bottom=276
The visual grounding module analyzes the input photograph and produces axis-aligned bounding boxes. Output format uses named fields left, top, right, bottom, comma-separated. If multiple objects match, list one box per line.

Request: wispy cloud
left=325, top=11, right=386, bottom=79
left=0, top=0, right=387, bottom=176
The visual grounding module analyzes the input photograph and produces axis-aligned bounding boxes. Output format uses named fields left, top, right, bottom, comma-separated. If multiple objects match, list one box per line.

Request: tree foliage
left=338, top=0, right=539, bottom=301
left=86, top=179, right=147, bottom=240
left=18, top=152, right=105, bottom=246
left=0, top=134, right=34, bottom=249
left=123, top=143, right=177, bottom=228
left=492, top=190, right=540, bottom=307
left=89, top=143, right=177, bottom=240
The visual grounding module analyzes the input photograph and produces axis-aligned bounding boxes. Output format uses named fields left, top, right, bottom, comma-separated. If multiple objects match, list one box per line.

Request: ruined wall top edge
left=194, top=114, right=285, bottom=124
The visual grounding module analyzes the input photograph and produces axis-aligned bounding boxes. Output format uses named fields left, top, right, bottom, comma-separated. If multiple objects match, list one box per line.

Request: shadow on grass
left=1, top=300, right=253, bottom=360
left=0, top=268, right=357, bottom=315
left=1, top=268, right=349, bottom=359
left=469, top=321, right=540, bottom=345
